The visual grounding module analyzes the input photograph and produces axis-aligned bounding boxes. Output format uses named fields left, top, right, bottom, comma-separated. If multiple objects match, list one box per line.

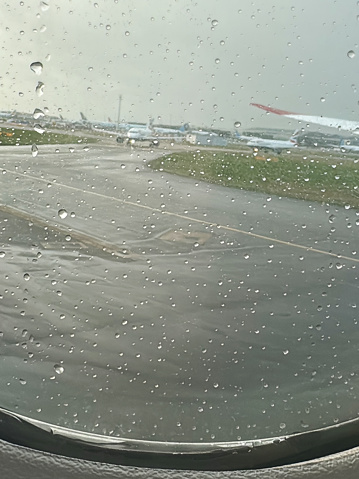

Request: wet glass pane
left=0, top=0, right=358, bottom=445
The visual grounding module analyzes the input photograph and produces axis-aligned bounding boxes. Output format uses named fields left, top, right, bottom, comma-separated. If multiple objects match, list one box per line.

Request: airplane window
left=0, top=0, right=358, bottom=471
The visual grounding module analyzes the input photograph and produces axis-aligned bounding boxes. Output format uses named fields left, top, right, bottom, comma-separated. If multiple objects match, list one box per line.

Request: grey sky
left=1, top=0, right=359, bottom=130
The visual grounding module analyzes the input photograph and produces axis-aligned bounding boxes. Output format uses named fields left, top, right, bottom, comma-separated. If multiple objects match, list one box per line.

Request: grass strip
left=148, top=150, right=359, bottom=208
left=0, top=127, right=98, bottom=146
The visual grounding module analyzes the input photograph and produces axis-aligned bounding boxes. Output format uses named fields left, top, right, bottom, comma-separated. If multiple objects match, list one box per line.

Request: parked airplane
left=78, top=112, right=146, bottom=132
left=151, top=123, right=190, bottom=135
left=0, top=110, right=15, bottom=121
left=117, top=121, right=190, bottom=146
left=251, top=103, right=359, bottom=133
left=339, top=139, right=359, bottom=152
left=244, top=130, right=299, bottom=154
left=233, top=131, right=258, bottom=142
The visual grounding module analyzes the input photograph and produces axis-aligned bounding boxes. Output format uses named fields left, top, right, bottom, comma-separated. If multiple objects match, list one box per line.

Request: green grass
left=148, top=150, right=359, bottom=208
left=0, top=127, right=98, bottom=146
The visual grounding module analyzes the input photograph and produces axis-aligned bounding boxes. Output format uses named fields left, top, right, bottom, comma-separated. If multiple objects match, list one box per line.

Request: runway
left=0, top=143, right=358, bottom=442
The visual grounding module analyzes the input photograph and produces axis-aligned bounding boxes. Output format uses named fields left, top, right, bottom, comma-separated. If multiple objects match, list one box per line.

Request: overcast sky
left=1, top=0, right=359, bottom=130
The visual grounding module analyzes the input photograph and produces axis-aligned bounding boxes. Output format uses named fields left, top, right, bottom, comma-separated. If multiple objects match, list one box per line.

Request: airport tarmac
left=0, top=143, right=358, bottom=442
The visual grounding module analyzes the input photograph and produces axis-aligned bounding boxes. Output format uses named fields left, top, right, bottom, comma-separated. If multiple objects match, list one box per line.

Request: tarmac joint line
left=3, top=169, right=359, bottom=265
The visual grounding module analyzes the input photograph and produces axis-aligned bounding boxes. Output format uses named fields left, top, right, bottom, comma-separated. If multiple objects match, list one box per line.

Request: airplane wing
left=250, top=103, right=359, bottom=133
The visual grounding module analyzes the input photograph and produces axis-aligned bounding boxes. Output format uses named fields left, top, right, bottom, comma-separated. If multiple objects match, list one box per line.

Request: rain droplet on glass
left=30, top=61, right=43, bottom=75
left=35, top=81, right=45, bottom=97
left=34, top=124, right=45, bottom=134
left=58, top=209, right=68, bottom=219
left=33, top=108, right=45, bottom=119
left=31, top=144, right=39, bottom=157
left=40, top=1, right=50, bottom=11
left=54, top=364, right=64, bottom=374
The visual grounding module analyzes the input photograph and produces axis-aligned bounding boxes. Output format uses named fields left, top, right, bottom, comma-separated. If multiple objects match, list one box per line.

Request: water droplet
left=40, top=1, right=50, bottom=11
left=0, top=251, right=5, bottom=258
left=31, top=144, right=39, bottom=157
left=65, top=235, right=71, bottom=241
left=33, top=108, right=44, bottom=120
left=23, top=273, right=30, bottom=281
left=283, top=349, right=289, bottom=355
left=234, top=121, right=241, bottom=128
left=211, top=19, right=219, bottom=27
left=30, top=61, right=43, bottom=75
left=35, top=82, right=45, bottom=97
left=347, top=50, right=355, bottom=59
left=328, top=214, right=335, bottom=223
left=320, top=97, right=325, bottom=102
left=58, top=209, right=68, bottom=219
left=106, top=24, right=111, bottom=30
left=19, top=378, right=27, bottom=385
left=34, top=124, right=45, bottom=134
left=54, top=364, right=64, bottom=374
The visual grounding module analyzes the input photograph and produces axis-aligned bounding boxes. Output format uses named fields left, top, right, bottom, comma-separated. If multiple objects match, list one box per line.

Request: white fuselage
left=246, top=138, right=297, bottom=150
left=339, top=141, right=359, bottom=152
left=127, top=127, right=153, bottom=140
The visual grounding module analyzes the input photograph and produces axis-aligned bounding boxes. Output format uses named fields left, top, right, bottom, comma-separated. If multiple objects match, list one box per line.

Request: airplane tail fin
left=179, top=123, right=190, bottom=133
left=80, top=112, right=87, bottom=121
